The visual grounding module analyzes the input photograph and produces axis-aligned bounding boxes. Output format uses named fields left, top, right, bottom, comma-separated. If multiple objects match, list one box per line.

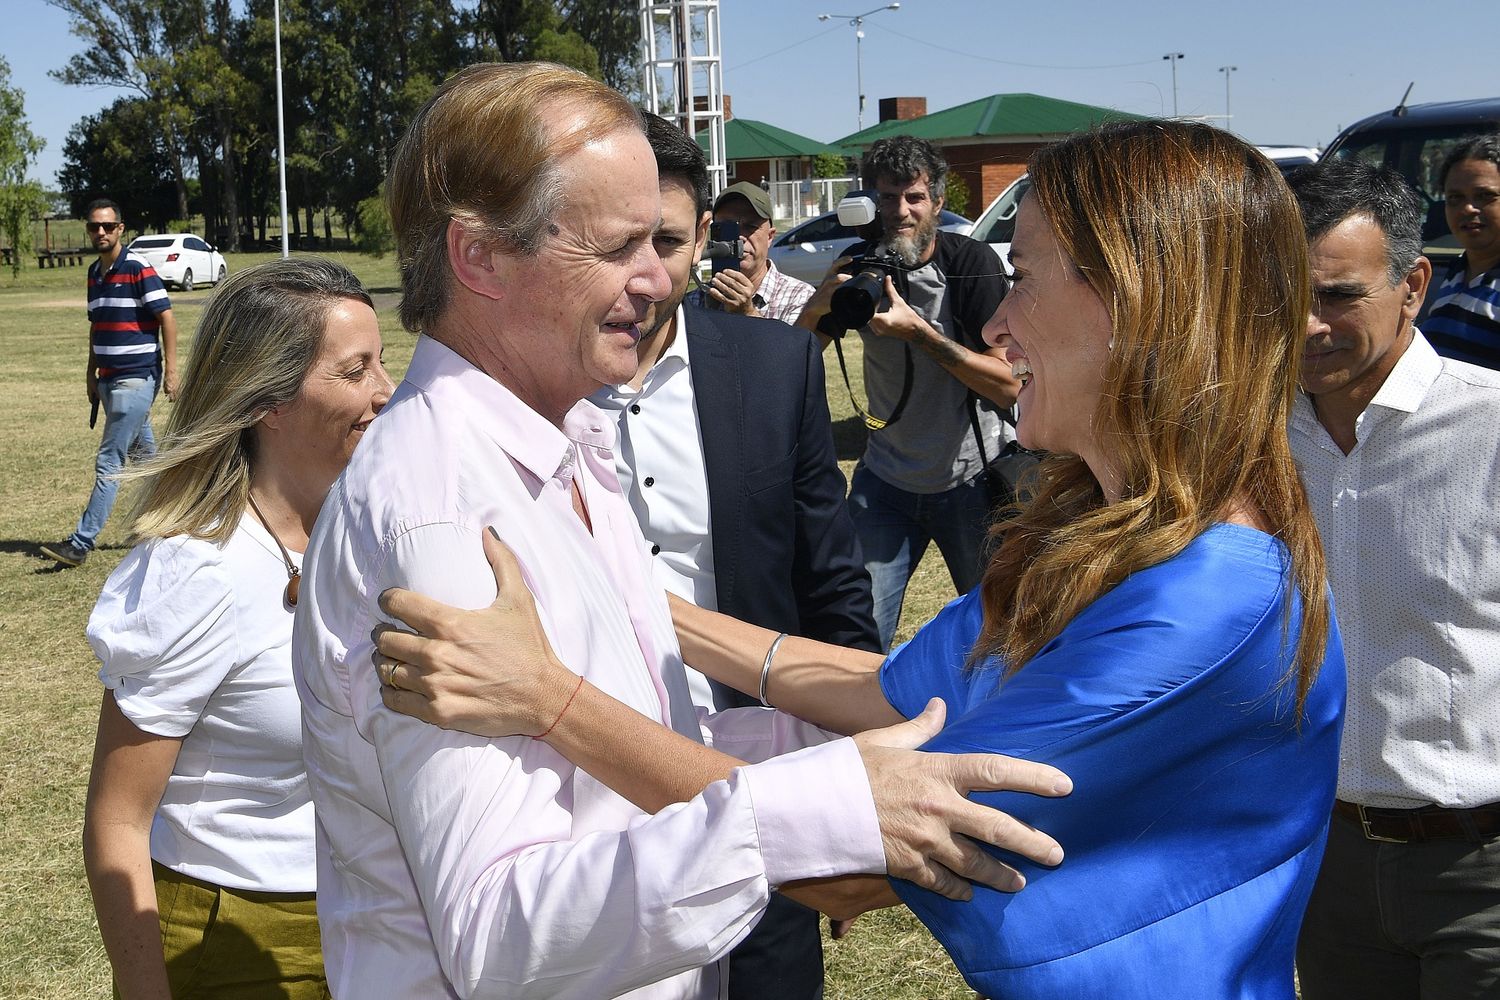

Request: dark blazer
left=683, top=305, right=878, bottom=1000
left=685, top=304, right=880, bottom=677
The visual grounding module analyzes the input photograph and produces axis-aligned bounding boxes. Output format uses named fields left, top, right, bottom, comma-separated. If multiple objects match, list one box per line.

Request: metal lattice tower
left=638, top=0, right=728, bottom=197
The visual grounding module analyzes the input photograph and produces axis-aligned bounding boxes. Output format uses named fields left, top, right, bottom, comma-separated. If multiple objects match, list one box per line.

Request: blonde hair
left=977, top=120, right=1329, bottom=715
left=126, top=257, right=372, bottom=542
left=386, top=61, right=642, bottom=333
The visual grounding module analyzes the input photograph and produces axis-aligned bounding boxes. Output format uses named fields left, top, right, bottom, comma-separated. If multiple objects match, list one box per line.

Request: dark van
left=1323, top=97, right=1500, bottom=259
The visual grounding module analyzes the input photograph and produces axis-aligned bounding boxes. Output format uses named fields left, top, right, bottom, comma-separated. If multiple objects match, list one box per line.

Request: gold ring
left=381, top=659, right=400, bottom=690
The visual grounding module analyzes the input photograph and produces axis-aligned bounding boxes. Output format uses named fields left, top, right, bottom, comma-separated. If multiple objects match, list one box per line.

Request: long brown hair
left=976, top=120, right=1329, bottom=714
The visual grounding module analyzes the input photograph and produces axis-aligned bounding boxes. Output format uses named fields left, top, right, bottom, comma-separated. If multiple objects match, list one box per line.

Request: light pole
left=819, top=3, right=900, bottom=131
left=1162, top=52, right=1185, bottom=118
left=1219, top=65, right=1237, bottom=124
left=273, top=0, right=290, bottom=257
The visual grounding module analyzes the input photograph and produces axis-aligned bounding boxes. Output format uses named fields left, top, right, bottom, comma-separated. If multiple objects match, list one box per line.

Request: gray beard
left=885, top=220, right=936, bottom=268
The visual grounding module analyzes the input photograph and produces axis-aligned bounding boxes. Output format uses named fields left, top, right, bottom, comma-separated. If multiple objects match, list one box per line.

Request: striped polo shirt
left=89, top=250, right=171, bottom=378
left=1424, top=255, right=1500, bottom=371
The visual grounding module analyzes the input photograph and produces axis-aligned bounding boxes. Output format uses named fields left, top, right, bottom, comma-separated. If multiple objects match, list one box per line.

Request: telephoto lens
left=829, top=269, right=887, bottom=329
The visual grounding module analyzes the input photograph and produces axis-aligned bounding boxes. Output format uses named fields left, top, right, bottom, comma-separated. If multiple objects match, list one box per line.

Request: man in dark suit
left=589, top=113, right=879, bottom=999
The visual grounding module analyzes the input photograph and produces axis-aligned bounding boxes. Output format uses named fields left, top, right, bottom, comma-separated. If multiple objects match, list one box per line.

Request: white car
left=767, top=208, right=974, bottom=285
left=970, top=174, right=1031, bottom=275
left=128, top=234, right=228, bottom=291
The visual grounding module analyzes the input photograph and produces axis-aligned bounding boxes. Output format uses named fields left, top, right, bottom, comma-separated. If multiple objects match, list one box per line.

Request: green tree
left=813, top=152, right=851, bottom=179
left=46, top=0, right=197, bottom=222
left=58, top=97, right=186, bottom=230
left=0, top=56, right=48, bottom=278
left=945, top=171, right=970, bottom=217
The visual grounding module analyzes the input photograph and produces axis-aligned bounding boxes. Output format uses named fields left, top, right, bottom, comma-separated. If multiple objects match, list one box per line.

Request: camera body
left=823, top=190, right=909, bottom=334
left=703, top=221, right=743, bottom=274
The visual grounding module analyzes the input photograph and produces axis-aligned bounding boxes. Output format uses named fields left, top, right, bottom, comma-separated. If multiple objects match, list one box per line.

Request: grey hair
left=861, top=134, right=949, bottom=202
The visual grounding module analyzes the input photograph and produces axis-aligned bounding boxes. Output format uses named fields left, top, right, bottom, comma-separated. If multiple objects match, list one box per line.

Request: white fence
left=764, top=177, right=858, bottom=226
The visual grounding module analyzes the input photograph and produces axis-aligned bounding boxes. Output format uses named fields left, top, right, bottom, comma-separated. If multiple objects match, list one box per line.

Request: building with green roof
left=837, top=93, right=1149, bottom=213
left=696, top=117, right=851, bottom=221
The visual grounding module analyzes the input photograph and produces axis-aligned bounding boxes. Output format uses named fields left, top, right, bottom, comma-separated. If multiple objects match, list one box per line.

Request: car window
left=185, top=237, right=210, bottom=252
left=783, top=215, right=853, bottom=245
left=1329, top=125, right=1497, bottom=240
left=129, top=238, right=174, bottom=249
left=972, top=178, right=1031, bottom=245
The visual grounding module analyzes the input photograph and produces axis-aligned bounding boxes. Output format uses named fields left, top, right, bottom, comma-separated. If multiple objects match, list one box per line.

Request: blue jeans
left=69, top=373, right=157, bottom=551
left=847, top=464, right=994, bottom=651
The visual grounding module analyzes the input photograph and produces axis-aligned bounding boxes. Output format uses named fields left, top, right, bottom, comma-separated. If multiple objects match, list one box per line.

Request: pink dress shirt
left=293, top=335, right=884, bottom=1000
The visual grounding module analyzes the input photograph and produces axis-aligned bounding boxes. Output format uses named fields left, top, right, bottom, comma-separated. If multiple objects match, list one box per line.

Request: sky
left=5, top=0, right=1496, bottom=189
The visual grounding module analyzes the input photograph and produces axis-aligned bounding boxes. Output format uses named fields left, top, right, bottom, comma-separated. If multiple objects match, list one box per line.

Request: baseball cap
left=713, top=181, right=773, bottom=220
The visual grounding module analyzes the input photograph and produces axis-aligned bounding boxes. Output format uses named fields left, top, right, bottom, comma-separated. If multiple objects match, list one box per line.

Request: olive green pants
left=120, top=861, right=328, bottom=1000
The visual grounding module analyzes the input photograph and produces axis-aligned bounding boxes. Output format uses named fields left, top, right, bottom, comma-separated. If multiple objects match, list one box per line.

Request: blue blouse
left=880, top=524, right=1345, bottom=999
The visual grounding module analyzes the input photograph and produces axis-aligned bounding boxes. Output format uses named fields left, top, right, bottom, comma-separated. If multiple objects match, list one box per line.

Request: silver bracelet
left=759, top=632, right=788, bottom=708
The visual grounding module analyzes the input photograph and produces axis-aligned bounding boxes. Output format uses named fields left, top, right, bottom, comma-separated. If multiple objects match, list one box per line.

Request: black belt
left=1334, top=799, right=1500, bottom=843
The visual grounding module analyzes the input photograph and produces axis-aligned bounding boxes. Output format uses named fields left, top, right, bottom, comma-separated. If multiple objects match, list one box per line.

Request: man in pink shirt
left=294, top=62, right=1069, bottom=1000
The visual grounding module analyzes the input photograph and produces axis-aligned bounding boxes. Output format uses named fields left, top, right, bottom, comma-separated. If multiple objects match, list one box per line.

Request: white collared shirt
left=294, top=336, right=883, bottom=1000
left=1290, top=331, right=1500, bottom=809
left=592, top=308, right=724, bottom=712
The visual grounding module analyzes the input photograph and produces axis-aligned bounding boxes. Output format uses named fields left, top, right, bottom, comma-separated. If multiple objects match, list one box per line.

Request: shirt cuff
left=738, top=736, right=885, bottom=885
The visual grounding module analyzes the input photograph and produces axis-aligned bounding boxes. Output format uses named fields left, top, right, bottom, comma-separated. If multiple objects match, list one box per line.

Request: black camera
left=703, top=221, right=743, bottom=274
left=821, top=190, right=909, bottom=334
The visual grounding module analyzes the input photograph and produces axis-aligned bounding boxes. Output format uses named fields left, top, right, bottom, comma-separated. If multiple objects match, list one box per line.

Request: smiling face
left=1445, top=157, right=1500, bottom=273
left=1302, top=213, right=1426, bottom=405
left=875, top=172, right=942, bottom=267
left=274, top=299, right=393, bottom=484
left=983, top=199, right=1115, bottom=470
left=491, top=125, right=672, bottom=412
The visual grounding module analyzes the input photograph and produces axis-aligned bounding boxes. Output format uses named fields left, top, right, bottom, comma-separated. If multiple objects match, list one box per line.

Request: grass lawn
left=0, top=252, right=972, bottom=999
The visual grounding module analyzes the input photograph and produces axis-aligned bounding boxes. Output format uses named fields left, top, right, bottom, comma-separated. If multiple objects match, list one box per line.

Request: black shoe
left=40, top=539, right=89, bottom=567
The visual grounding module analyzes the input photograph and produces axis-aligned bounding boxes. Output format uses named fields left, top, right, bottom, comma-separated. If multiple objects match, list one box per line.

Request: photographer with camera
left=691, top=181, right=816, bottom=323
left=797, top=136, right=1019, bottom=650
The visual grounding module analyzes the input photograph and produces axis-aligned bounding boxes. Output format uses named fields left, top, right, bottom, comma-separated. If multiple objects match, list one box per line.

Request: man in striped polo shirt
left=41, top=198, right=178, bottom=567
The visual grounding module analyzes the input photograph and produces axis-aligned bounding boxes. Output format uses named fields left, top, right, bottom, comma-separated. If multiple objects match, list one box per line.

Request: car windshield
left=129, top=238, right=175, bottom=249
left=972, top=178, right=1031, bottom=245
left=1328, top=124, right=1498, bottom=243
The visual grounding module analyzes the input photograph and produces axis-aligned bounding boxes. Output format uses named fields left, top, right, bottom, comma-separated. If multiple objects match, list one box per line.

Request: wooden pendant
left=285, top=571, right=301, bottom=609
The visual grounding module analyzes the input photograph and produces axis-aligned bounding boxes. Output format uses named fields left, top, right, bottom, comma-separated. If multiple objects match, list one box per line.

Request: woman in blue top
left=372, top=120, right=1345, bottom=999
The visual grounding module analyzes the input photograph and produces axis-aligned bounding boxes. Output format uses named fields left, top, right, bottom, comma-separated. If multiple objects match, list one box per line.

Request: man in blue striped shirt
left=1423, top=135, right=1500, bottom=370
left=41, top=198, right=179, bottom=567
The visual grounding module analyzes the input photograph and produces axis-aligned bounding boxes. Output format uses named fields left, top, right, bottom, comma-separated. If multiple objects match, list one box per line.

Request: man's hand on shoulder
left=855, top=698, right=1070, bottom=899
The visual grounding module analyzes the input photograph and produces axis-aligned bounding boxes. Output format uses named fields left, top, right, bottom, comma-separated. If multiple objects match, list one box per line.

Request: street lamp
left=1162, top=52, right=1185, bottom=118
left=819, top=3, right=900, bottom=131
left=1219, top=65, right=1237, bottom=124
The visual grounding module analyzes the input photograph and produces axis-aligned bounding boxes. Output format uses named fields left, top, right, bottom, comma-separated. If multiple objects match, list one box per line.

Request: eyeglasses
left=86, top=222, right=122, bottom=233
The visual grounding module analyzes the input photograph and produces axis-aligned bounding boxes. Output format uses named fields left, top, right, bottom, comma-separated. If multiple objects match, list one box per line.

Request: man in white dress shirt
left=294, top=63, right=1069, bottom=1000
left=1288, top=158, right=1500, bottom=1000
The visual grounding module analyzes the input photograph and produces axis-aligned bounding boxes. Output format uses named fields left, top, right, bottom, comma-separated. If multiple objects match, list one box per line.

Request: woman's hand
left=374, top=527, right=579, bottom=737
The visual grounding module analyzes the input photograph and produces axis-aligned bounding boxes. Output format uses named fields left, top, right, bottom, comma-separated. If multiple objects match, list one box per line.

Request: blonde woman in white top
left=83, top=257, right=392, bottom=1000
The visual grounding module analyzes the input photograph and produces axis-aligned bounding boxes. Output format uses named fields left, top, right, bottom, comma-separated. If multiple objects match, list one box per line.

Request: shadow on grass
left=0, top=539, right=129, bottom=573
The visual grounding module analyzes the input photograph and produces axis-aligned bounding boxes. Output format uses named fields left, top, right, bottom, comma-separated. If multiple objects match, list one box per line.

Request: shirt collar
left=1368, top=329, right=1442, bottom=415
left=402, top=335, right=615, bottom=484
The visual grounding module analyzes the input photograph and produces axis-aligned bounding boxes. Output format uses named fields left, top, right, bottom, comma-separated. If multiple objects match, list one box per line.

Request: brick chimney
left=879, top=97, right=926, bottom=123
left=692, top=94, right=732, bottom=122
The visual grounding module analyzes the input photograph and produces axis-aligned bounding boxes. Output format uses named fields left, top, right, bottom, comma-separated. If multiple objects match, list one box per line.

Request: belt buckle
left=1358, top=804, right=1410, bottom=844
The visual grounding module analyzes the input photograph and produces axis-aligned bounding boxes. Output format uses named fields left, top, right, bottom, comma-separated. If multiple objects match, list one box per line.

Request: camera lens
left=829, top=269, right=886, bottom=329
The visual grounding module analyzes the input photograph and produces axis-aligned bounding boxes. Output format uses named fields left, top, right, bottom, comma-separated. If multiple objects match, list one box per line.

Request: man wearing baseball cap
left=694, top=180, right=815, bottom=324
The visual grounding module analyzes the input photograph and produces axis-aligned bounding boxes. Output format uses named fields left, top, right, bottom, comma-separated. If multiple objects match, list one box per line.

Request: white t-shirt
left=87, top=516, right=314, bottom=893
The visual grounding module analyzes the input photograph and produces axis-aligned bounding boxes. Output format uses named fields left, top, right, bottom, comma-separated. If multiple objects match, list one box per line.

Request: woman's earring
left=1107, top=334, right=1116, bottom=352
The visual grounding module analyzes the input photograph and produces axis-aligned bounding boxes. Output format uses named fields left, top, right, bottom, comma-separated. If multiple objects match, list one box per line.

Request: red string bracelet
left=535, top=673, right=585, bottom=739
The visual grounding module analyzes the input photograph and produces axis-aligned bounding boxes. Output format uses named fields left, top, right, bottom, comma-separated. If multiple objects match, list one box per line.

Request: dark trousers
left=1297, top=810, right=1500, bottom=1000
left=727, top=893, right=823, bottom=999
